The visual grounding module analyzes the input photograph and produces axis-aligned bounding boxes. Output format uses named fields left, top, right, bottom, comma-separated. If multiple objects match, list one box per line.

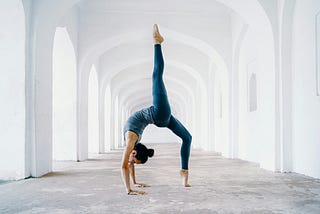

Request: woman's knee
left=154, top=62, right=164, bottom=72
left=183, top=133, right=192, bottom=144
left=152, top=69, right=163, bottom=80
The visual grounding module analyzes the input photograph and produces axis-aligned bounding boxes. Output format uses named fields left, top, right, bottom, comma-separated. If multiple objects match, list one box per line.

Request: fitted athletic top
left=123, top=107, right=154, bottom=142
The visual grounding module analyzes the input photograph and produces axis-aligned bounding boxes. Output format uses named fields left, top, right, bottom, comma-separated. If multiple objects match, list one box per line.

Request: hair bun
left=147, top=149, right=154, bottom=157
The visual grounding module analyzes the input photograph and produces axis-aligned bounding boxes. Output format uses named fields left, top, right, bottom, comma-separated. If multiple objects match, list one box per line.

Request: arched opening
left=0, top=0, right=26, bottom=180
left=52, top=27, right=77, bottom=161
left=88, top=65, right=99, bottom=155
left=114, top=95, right=120, bottom=148
left=104, top=85, right=112, bottom=152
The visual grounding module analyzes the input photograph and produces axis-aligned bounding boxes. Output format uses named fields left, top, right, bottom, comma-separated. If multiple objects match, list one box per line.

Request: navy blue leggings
left=150, top=44, right=192, bottom=170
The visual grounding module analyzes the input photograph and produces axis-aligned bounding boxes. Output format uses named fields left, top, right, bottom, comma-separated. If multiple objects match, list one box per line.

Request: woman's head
left=131, top=143, right=154, bottom=164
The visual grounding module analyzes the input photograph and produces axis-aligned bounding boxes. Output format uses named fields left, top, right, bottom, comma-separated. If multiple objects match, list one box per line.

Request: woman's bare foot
left=180, top=169, right=191, bottom=187
left=153, top=24, right=164, bottom=44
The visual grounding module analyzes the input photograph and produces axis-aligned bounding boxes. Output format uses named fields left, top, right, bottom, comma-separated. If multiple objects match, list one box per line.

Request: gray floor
left=1, top=143, right=320, bottom=214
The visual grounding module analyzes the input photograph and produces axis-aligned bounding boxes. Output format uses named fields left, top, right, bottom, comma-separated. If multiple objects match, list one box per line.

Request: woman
left=121, top=24, right=192, bottom=195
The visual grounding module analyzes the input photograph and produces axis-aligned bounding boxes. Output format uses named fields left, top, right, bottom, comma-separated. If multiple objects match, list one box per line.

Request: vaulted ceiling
left=73, top=0, right=234, bottom=117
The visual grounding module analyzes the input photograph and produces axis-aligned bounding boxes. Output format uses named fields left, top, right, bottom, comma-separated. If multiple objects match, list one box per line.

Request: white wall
left=0, top=1, right=26, bottom=180
left=238, top=28, right=259, bottom=163
left=292, top=0, right=320, bottom=178
left=235, top=21, right=276, bottom=170
left=213, top=68, right=230, bottom=157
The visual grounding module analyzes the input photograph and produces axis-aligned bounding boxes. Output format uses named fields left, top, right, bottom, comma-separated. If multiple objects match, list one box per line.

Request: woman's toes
left=153, top=24, right=164, bottom=44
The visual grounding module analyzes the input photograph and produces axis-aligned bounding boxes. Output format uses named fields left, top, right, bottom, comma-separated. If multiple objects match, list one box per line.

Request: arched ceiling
left=66, top=1, right=236, bottom=120
left=96, top=38, right=208, bottom=118
left=33, top=0, right=274, bottom=86
left=43, top=0, right=274, bottom=124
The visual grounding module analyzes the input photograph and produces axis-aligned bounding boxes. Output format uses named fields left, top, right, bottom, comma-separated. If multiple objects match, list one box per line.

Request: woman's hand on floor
left=128, top=189, right=146, bottom=195
left=134, top=183, right=150, bottom=188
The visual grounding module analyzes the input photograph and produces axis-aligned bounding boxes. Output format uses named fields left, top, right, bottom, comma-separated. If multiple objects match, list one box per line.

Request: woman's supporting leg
left=167, top=115, right=192, bottom=187
left=167, top=115, right=192, bottom=170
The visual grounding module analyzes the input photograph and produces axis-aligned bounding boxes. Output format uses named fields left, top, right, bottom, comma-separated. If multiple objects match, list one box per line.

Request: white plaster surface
left=292, top=0, right=320, bottom=178
left=0, top=0, right=26, bottom=180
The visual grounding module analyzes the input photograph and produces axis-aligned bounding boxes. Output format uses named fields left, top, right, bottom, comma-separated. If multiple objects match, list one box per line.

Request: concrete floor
left=1, top=143, right=320, bottom=214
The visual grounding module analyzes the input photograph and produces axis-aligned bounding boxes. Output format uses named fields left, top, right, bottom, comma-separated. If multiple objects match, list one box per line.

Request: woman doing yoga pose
left=121, top=24, right=192, bottom=195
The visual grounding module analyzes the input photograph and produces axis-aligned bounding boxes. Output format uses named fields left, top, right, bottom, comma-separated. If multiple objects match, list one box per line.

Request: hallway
left=2, top=1, right=320, bottom=212
left=1, top=143, right=320, bottom=214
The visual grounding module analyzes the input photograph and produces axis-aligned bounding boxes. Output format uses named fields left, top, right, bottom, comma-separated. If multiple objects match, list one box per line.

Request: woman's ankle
left=180, top=169, right=188, bottom=174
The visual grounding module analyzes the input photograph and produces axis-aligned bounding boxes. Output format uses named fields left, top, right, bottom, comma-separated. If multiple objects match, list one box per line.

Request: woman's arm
left=121, top=145, right=133, bottom=194
left=128, top=162, right=150, bottom=187
left=128, top=161, right=137, bottom=184
left=121, top=131, right=145, bottom=195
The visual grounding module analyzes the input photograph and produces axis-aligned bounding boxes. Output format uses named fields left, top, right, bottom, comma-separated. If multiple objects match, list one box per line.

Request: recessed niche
left=219, top=92, right=223, bottom=118
left=249, top=73, right=257, bottom=112
left=247, top=60, right=258, bottom=112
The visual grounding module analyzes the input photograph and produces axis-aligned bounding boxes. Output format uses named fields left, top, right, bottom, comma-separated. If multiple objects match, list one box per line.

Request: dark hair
left=134, top=143, right=154, bottom=164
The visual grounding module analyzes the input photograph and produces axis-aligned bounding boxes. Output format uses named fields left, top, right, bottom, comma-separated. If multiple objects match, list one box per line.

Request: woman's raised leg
left=151, top=24, right=171, bottom=124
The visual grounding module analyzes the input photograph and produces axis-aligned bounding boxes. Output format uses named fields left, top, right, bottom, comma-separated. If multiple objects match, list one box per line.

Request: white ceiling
left=77, top=0, right=233, bottom=16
